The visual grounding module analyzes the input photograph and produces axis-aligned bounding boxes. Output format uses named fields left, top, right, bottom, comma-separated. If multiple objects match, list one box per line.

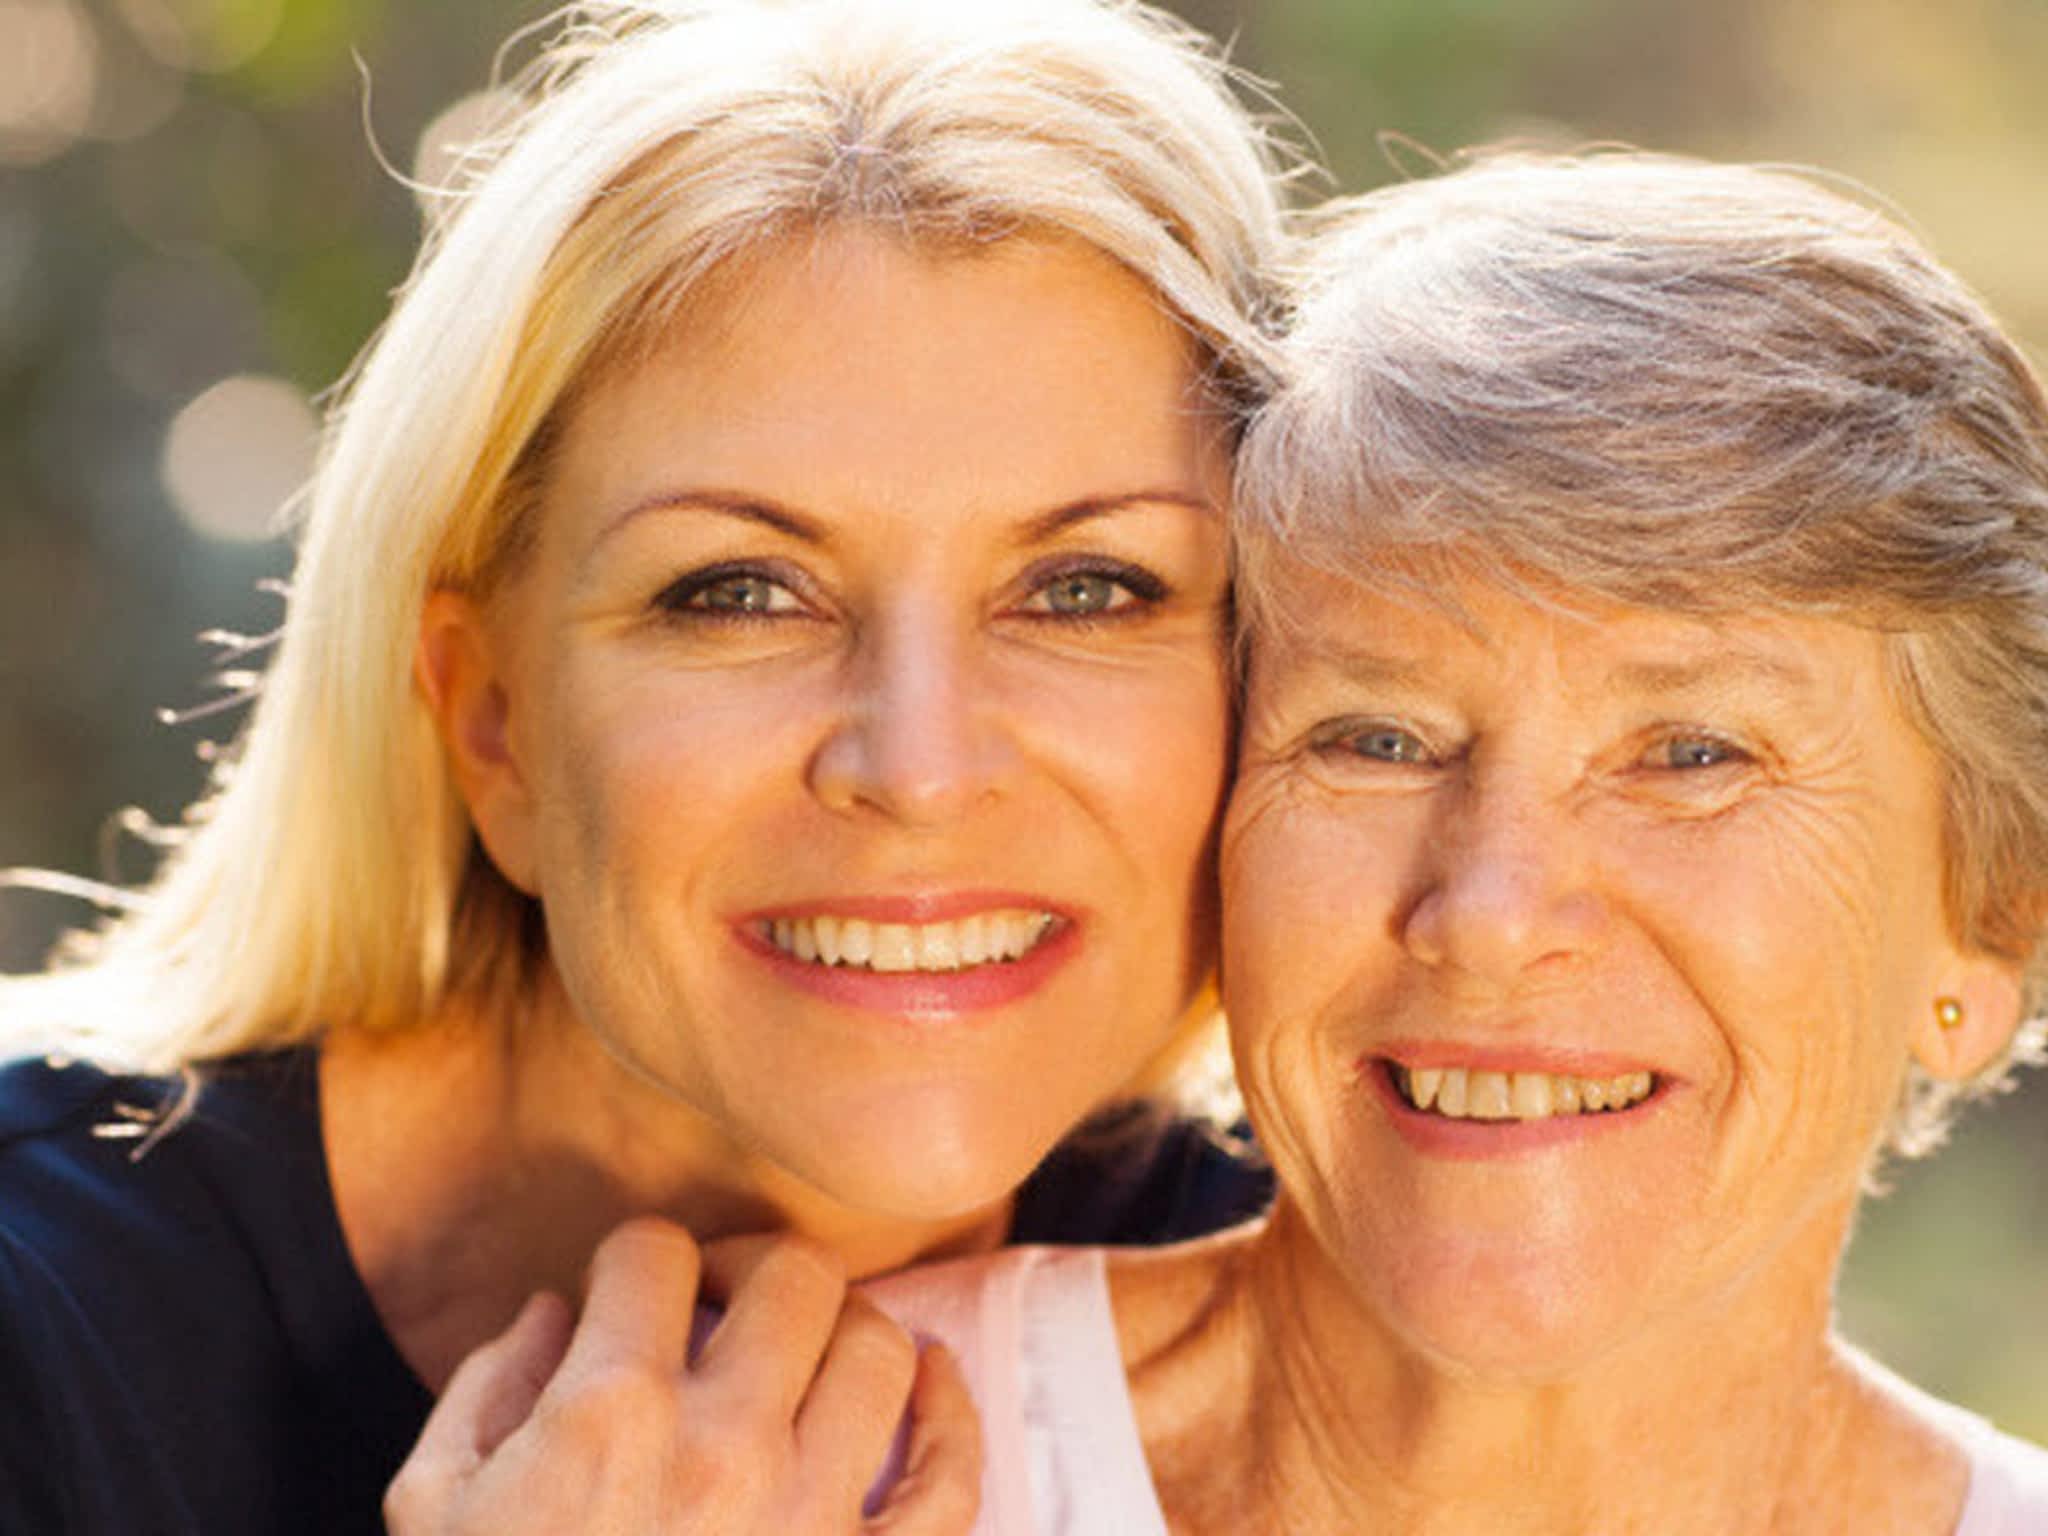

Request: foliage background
left=3, top=0, right=2044, bottom=1434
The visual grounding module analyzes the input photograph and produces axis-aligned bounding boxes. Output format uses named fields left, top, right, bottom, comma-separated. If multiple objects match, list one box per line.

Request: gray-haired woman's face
left=1218, top=561, right=2009, bottom=1377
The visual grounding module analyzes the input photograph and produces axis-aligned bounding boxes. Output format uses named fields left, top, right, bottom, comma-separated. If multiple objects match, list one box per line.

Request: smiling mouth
left=1389, top=1063, right=1658, bottom=1121
left=762, top=911, right=1059, bottom=973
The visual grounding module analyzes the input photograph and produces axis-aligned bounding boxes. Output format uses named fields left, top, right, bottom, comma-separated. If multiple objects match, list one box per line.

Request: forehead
left=1244, top=558, right=1878, bottom=706
left=542, top=226, right=1217, bottom=530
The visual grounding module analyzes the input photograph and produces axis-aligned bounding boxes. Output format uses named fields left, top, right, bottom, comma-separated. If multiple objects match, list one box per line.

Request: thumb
left=385, top=1292, right=573, bottom=1529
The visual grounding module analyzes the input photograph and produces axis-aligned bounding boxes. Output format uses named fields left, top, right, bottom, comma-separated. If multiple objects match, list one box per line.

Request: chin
left=783, top=1094, right=1060, bottom=1226
left=1364, top=1230, right=1668, bottom=1385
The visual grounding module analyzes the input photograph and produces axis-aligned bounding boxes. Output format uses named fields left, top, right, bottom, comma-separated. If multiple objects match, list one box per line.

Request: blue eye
left=1340, top=724, right=1434, bottom=765
left=1040, top=572, right=1127, bottom=616
left=1650, top=733, right=1749, bottom=770
left=1018, top=561, right=1166, bottom=620
left=655, top=565, right=803, bottom=618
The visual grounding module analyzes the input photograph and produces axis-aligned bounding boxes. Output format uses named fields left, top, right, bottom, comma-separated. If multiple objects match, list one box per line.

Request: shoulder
left=863, top=1245, right=1109, bottom=1380
left=1955, top=1421, right=2048, bottom=1535
left=0, top=1045, right=324, bottom=1363
left=0, top=1049, right=402, bottom=1532
left=1008, top=1100, right=1273, bottom=1246
left=0, top=1053, right=286, bottom=1527
left=1843, top=1348, right=2048, bottom=1536
left=0, top=1049, right=319, bottom=1274
left=867, top=1249, right=1165, bottom=1536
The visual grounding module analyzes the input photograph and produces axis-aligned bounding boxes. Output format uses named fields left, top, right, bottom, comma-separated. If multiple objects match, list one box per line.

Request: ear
left=1908, top=947, right=2026, bottom=1081
left=416, top=588, right=540, bottom=895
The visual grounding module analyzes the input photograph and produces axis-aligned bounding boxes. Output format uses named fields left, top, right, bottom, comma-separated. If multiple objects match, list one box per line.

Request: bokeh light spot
left=83, top=26, right=184, bottom=144
left=0, top=0, right=101, bottom=167
left=115, top=0, right=283, bottom=75
left=161, top=374, right=317, bottom=544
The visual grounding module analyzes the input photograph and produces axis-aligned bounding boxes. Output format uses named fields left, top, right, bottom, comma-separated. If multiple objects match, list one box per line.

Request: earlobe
left=416, top=589, right=541, bottom=894
left=1908, top=956, right=2026, bottom=1081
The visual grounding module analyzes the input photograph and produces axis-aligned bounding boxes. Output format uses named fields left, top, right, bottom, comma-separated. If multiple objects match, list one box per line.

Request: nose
left=806, top=607, right=1017, bottom=825
left=1400, top=778, right=1609, bottom=989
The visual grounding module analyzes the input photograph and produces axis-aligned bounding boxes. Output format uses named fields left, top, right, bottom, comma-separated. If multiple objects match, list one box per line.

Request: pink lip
left=730, top=893, right=1080, bottom=1019
left=1364, top=1058, right=1674, bottom=1162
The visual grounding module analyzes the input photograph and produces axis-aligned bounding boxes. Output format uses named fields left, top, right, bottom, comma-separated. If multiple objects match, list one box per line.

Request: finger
left=864, top=1343, right=983, bottom=1536
left=692, top=1234, right=847, bottom=1417
left=552, top=1216, right=703, bottom=1387
left=470, top=1291, right=576, bottom=1456
left=791, top=1294, right=919, bottom=1523
left=384, top=1291, right=573, bottom=1522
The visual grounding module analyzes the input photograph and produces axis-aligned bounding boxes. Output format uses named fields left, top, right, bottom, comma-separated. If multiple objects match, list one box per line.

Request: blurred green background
left=3, top=0, right=2043, bottom=1436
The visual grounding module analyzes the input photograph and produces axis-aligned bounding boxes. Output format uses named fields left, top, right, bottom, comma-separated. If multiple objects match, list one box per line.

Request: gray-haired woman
left=835, top=152, right=2048, bottom=1534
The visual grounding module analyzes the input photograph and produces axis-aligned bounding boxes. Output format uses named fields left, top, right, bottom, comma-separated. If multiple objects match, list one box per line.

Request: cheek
left=1615, top=801, right=1914, bottom=1175
left=1219, top=783, right=1413, bottom=1131
left=528, top=659, right=805, bottom=909
left=1222, top=784, right=1411, bottom=1003
left=1031, top=652, right=1233, bottom=868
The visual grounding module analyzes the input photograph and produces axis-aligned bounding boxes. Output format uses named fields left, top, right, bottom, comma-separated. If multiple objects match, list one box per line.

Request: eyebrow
left=1284, top=642, right=1819, bottom=700
left=1015, top=490, right=1218, bottom=542
left=1286, top=640, right=1432, bottom=689
left=599, top=490, right=826, bottom=546
left=594, top=485, right=1217, bottom=551
left=1605, top=651, right=1819, bottom=699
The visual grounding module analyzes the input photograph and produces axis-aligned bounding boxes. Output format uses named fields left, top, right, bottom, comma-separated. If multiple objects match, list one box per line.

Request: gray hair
left=1237, top=150, right=2048, bottom=1154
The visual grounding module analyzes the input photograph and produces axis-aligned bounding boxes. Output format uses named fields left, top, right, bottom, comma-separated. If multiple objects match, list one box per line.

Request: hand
left=384, top=1218, right=982, bottom=1535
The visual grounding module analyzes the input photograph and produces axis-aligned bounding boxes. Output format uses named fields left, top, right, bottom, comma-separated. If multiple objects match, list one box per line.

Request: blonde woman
left=0, top=3, right=1293, bottom=1530
left=814, top=154, right=2048, bottom=1534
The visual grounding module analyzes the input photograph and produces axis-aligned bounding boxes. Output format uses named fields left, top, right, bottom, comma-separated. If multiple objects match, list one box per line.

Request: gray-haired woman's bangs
left=1237, top=156, right=2048, bottom=642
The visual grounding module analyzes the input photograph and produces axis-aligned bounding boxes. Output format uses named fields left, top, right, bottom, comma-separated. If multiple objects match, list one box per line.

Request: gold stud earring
left=1935, top=996, right=1965, bottom=1033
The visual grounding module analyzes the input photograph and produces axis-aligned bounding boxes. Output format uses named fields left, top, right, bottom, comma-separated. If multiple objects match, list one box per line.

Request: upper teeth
left=1395, top=1065, right=1655, bottom=1120
left=767, top=911, right=1056, bottom=972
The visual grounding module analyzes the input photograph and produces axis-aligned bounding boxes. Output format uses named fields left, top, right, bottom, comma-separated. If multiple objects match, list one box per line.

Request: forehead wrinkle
left=1264, top=635, right=1432, bottom=694
left=1604, top=650, right=1821, bottom=706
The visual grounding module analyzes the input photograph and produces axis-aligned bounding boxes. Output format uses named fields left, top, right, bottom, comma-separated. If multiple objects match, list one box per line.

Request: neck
left=1134, top=1199, right=1964, bottom=1536
left=323, top=985, right=1011, bottom=1389
left=499, top=975, right=1014, bottom=1280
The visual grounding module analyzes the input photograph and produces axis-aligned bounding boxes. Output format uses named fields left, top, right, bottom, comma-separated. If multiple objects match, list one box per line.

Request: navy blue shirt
left=0, top=1050, right=1270, bottom=1534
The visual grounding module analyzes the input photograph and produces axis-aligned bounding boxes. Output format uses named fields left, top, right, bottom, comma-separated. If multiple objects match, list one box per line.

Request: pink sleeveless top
left=867, top=1257, right=2048, bottom=1534
left=865, top=1247, right=1166, bottom=1536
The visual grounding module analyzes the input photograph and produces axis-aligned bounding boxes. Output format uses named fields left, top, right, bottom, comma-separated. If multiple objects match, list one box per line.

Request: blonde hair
left=4, top=0, right=1291, bottom=1070
left=1237, top=150, right=2048, bottom=1154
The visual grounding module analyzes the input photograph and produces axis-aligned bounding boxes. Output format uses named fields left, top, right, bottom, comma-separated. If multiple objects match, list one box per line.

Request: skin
left=385, top=1223, right=983, bottom=1536
left=1106, top=563, right=2024, bottom=1535
left=349, top=227, right=1234, bottom=1530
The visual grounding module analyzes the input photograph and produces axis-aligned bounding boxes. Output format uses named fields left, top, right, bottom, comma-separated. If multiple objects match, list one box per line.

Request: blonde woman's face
left=1222, top=566, right=2003, bottom=1378
left=455, top=231, right=1231, bottom=1221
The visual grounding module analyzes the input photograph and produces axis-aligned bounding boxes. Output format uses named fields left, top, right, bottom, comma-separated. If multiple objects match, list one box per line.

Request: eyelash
left=1307, top=722, right=1759, bottom=778
left=648, top=557, right=1172, bottom=627
left=1312, top=719, right=1441, bottom=768
left=1637, top=729, right=1755, bottom=774
left=1011, top=558, right=1170, bottom=624
left=650, top=561, right=811, bottom=624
